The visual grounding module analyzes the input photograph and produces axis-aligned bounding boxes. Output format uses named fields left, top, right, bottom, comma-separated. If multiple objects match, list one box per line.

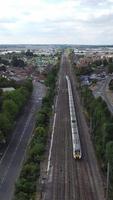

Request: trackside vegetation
left=0, top=79, right=33, bottom=143
left=81, top=86, right=113, bottom=199
left=13, top=64, right=59, bottom=200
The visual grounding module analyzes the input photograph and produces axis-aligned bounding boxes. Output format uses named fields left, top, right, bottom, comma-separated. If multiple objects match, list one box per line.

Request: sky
left=0, top=0, right=113, bottom=44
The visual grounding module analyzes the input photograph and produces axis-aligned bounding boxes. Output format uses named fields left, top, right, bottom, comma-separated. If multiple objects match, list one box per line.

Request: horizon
left=0, top=44, right=113, bottom=46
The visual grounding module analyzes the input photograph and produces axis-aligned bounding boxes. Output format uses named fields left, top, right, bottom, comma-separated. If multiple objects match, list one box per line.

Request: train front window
left=75, top=150, right=80, bottom=155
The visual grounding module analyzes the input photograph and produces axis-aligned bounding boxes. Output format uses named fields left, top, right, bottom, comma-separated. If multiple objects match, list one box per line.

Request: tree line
left=81, top=86, right=113, bottom=199
left=0, top=79, right=33, bottom=144
left=13, top=62, right=59, bottom=200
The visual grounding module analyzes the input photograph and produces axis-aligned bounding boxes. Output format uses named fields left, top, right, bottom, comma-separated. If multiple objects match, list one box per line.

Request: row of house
left=75, top=51, right=113, bottom=69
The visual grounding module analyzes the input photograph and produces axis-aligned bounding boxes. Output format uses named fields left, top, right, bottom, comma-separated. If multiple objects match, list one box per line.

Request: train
left=66, top=75, right=82, bottom=159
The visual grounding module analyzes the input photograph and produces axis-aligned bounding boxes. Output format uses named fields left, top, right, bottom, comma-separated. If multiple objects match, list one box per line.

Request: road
left=43, top=53, right=105, bottom=200
left=93, top=75, right=113, bottom=114
left=0, top=81, right=46, bottom=200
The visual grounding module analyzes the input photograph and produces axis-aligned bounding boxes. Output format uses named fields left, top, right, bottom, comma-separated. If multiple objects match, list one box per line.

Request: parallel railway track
left=43, top=53, right=105, bottom=200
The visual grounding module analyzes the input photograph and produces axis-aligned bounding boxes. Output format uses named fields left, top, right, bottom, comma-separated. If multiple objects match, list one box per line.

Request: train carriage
left=66, top=75, right=82, bottom=159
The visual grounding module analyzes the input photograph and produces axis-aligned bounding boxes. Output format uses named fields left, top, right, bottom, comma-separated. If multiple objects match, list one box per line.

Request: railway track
left=68, top=54, right=105, bottom=200
left=43, top=53, right=105, bottom=200
left=65, top=73, right=94, bottom=200
left=51, top=74, right=68, bottom=200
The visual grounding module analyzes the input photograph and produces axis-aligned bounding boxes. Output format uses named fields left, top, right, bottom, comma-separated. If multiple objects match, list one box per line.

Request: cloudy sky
left=0, top=0, right=113, bottom=44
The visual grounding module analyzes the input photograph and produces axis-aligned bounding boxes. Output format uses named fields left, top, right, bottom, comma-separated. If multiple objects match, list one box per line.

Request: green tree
left=23, top=79, right=33, bottom=93
left=35, top=126, right=47, bottom=143
left=0, top=113, right=12, bottom=137
left=106, top=141, right=113, bottom=199
left=15, top=178, right=35, bottom=194
left=2, top=99, right=18, bottom=119
left=21, top=163, right=38, bottom=180
left=12, top=56, right=25, bottom=68
left=106, top=141, right=113, bottom=165
left=14, top=191, right=29, bottom=200
left=29, top=142, right=45, bottom=157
